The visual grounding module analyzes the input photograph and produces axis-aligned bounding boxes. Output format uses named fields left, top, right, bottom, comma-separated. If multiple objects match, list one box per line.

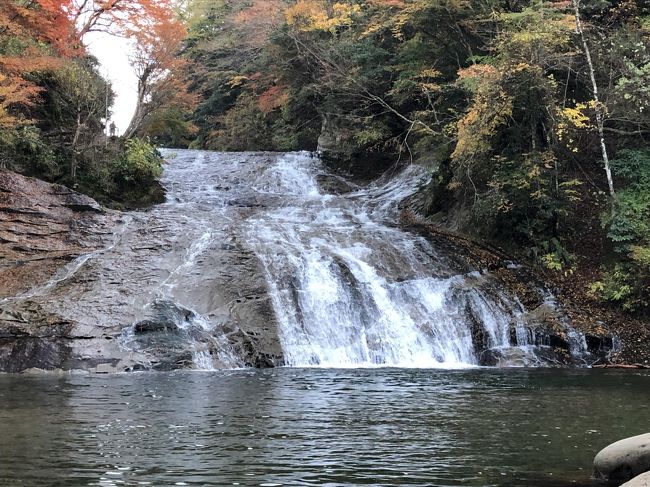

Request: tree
left=233, top=0, right=284, bottom=49
left=1, top=1, right=77, bottom=53
left=139, top=107, right=198, bottom=147
left=0, top=72, right=41, bottom=129
left=46, top=59, right=112, bottom=178
left=71, top=0, right=177, bottom=40
left=0, top=1, right=78, bottom=130
left=572, top=0, right=616, bottom=199
left=123, top=12, right=195, bottom=139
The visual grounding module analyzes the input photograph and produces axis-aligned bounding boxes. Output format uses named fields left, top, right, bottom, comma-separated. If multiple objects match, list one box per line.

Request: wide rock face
left=0, top=170, right=124, bottom=372
left=0, top=170, right=106, bottom=298
left=0, top=157, right=285, bottom=372
left=594, top=433, right=650, bottom=484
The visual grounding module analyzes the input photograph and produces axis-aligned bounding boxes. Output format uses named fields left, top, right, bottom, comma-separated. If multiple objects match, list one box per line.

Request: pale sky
left=84, top=32, right=138, bottom=135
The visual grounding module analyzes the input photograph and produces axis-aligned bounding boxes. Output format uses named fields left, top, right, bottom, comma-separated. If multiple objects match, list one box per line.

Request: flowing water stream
left=156, top=150, right=583, bottom=368
left=243, top=151, right=536, bottom=367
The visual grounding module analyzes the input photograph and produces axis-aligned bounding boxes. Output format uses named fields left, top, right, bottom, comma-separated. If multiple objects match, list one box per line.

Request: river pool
left=0, top=368, right=648, bottom=486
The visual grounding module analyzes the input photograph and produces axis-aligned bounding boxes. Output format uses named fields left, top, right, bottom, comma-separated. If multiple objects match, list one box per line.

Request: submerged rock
left=479, top=346, right=565, bottom=367
left=316, top=173, right=359, bottom=194
left=594, top=433, right=650, bottom=484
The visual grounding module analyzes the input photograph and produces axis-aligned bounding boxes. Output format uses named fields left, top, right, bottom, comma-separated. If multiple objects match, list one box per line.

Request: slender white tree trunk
left=124, top=85, right=146, bottom=139
left=572, top=0, right=616, bottom=199
left=71, top=109, right=83, bottom=179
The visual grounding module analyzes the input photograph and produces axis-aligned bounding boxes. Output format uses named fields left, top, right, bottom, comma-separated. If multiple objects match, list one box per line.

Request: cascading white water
left=245, top=152, right=538, bottom=367
left=3, top=148, right=595, bottom=372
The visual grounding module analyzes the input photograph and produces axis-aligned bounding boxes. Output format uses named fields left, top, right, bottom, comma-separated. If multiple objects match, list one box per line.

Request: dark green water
left=0, top=368, right=648, bottom=486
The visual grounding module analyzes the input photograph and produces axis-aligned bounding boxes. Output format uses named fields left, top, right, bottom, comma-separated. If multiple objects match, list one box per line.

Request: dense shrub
left=114, top=138, right=164, bottom=186
left=592, top=150, right=650, bottom=311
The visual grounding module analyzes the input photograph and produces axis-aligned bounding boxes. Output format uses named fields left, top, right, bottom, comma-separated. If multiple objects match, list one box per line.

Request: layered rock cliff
left=0, top=164, right=283, bottom=373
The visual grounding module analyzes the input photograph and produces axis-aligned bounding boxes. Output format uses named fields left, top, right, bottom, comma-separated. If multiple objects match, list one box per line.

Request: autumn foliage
left=0, top=0, right=191, bottom=206
left=234, top=0, right=285, bottom=48
left=125, top=9, right=197, bottom=138
left=0, top=1, right=76, bottom=128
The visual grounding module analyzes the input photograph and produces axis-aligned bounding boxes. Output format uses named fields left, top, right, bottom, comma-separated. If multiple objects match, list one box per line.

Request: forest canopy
left=175, top=0, right=650, bottom=313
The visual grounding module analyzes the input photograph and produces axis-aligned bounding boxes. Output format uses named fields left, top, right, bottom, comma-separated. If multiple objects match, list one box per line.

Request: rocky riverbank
left=398, top=208, right=650, bottom=367
left=399, top=212, right=617, bottom=366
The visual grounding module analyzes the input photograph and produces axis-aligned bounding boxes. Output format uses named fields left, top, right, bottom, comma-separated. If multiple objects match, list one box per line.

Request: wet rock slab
left=0, top=170, right=114, bottom=297
left=0, top=170, right=123, bottom=372
left=0, top=155, right=287, bottom=373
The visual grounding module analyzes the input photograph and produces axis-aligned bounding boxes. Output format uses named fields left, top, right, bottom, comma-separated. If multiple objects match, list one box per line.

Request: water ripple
left=0, top=368, right=647, bottom=486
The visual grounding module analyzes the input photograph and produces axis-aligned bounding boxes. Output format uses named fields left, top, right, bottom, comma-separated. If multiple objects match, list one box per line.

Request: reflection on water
left=0, top=368, right=648, bottom=486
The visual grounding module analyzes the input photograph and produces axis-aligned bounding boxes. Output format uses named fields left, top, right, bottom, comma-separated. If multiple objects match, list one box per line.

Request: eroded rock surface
left=0, top=170, right=127, bottom=372
left=0, top=155, right=286, bottom=372
left=0, top=151, right=620, bottom=372
left=0, top=170, right=110, bottom=298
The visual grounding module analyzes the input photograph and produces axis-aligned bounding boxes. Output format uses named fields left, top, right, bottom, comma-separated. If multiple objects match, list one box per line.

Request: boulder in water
left=594, top=433, right=650, bottom=483
left=133, top=319, right=179, bottom=333
left=315, top=173, right=359, bottom=194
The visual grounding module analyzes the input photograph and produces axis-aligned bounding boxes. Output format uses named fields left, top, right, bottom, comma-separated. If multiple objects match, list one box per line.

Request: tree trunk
left=124, top=87, right=146, bottom=139
left=71, top=110, right=82, bottom=180
left=124, top=66, right=153, bottom=139
left=124, top=104, right=144, bottom=140
left=572, top=0, right=616, bottom=200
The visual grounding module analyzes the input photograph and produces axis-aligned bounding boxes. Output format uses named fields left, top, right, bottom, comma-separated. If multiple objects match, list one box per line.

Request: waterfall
left=3, top=148, right=592, bottom=372
left=244, top=152, right=566, bottom=367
